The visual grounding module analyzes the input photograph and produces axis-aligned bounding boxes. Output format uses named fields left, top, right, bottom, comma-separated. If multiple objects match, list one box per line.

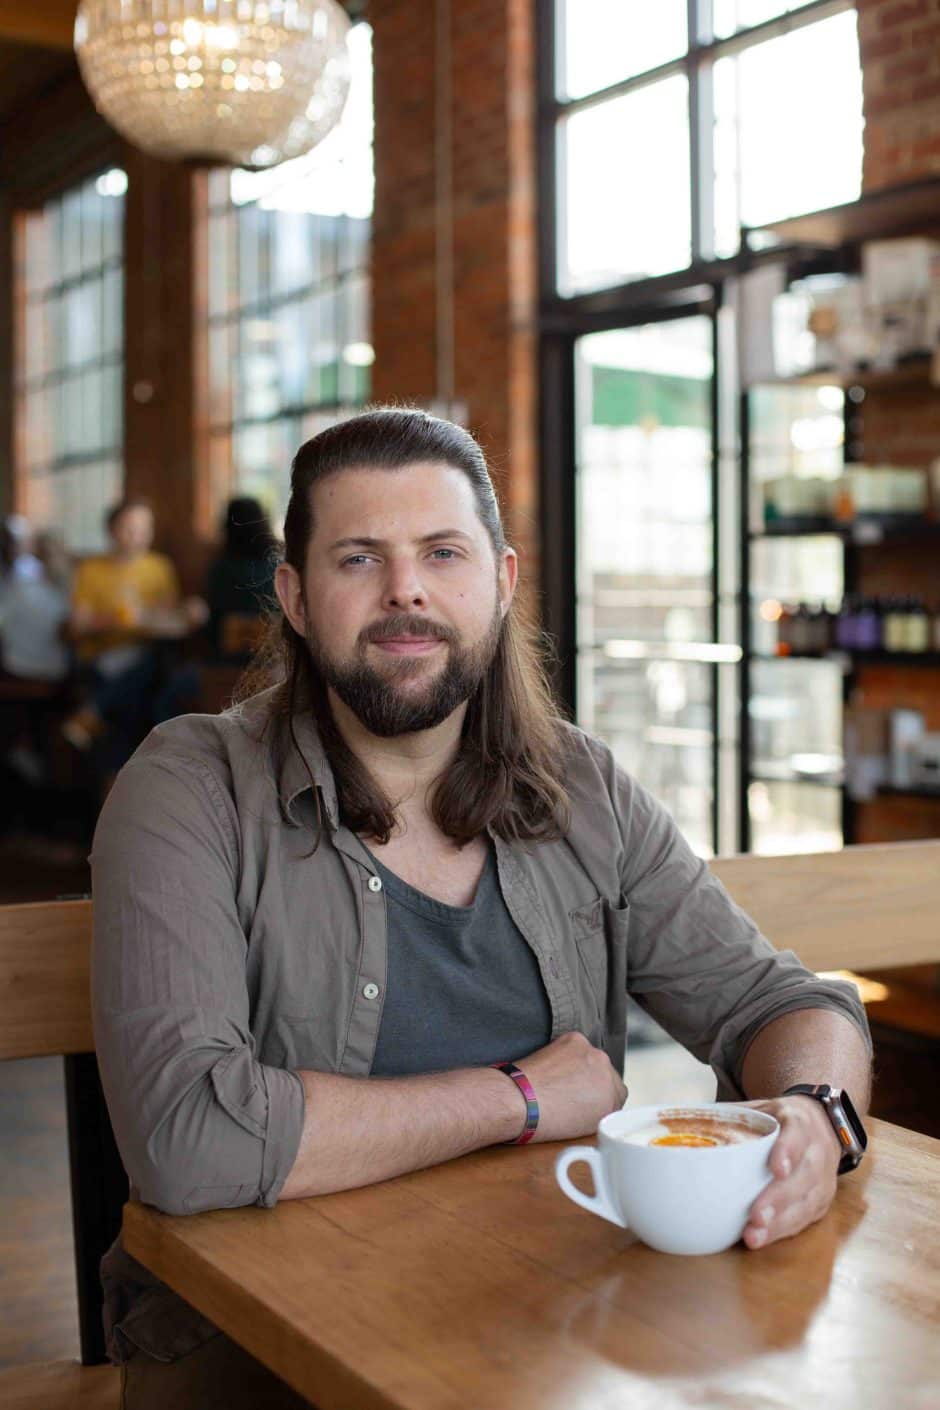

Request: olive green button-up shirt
left=91, top=687, right=870, bottom=1362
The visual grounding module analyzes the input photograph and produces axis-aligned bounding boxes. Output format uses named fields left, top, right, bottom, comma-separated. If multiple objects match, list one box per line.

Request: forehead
left=310, top=461, right=486, bottom=538
left=115, top=506, right=152, bottom=529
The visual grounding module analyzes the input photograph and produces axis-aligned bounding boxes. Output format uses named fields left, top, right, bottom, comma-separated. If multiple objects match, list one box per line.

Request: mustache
left=360, top=614, right=457, bottom=646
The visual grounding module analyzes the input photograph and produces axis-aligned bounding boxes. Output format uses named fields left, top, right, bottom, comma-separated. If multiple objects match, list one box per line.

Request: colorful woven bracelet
left=492, top=1061, right=539, bottom=1145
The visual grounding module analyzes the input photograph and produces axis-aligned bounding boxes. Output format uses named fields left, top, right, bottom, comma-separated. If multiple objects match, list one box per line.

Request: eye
left=341, top=554, right=374, bottom=567
left=429, top=547, right=458, bottom=560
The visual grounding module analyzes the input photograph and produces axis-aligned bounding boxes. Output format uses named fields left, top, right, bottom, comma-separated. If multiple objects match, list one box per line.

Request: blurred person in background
left=0, top=530, right=71, bottom=689
left=0, top=530, right=72, bottom=806
left=63, top=499, right=207, bottom=772
left=206, top=495, right=278, bottom=664
left=0, top=514, right=42, bottom=590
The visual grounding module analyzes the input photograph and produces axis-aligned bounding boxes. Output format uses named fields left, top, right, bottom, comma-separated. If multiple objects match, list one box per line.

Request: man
left=92, top=409, right=871, bottom=1408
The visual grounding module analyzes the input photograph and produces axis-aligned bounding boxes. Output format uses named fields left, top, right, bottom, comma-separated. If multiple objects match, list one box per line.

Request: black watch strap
left=783, top=1084, right=868, bottom=1174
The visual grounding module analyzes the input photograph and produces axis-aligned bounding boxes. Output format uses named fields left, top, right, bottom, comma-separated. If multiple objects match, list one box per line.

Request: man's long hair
left=253, top=407, right=571, bottom=848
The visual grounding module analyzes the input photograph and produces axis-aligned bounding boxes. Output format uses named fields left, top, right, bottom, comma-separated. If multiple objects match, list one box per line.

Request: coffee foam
left=616, top=1111, right=762, bottom=1148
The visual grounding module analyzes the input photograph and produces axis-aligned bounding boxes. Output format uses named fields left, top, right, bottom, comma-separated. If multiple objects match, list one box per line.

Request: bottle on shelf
left=834, top=595, right=858, bottom=651
left=882, top=597, right=908, bottom=653
left=854, top=597, right=882, bottom=652
left=905, top=596, right=930, bottom=653
left=809, top=604, right=832, bottom=654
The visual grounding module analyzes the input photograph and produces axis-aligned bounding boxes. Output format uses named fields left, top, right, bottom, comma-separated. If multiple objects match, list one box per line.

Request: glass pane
left=559, top=77, right=690, bottom=294
left=103, top=266, right=123, bottom=357
left=207, top=212, right=233, bottom=318
left=84, top=367, right=104, bottom=454
left=99, top=172, right=126, bottom=263
left=750, top=658, right=843, bottom=781
left=101, top=363, right=122, bottom=449
left=339, top=274, right=372, bottom=402
left=65, top=282, right=101, bottom=367
left=714, top=0, right=820, bottom=39
left=238, top=317, right=279, bottom=420
left=208, top=322, right=236, bottom=426
left=575, top=316, right=716, bottom=857
left=576, top=320, right=713, bottom=646
left=559, top=0, right=687, bottom=99
left=61, top=190, right=82, bottom=281
left=275, top=299, right=309, bottom=409
left=586, top=658, right=715, bottom=857
left=238, top=205, right=262, bottom=308
left=749, top=779, right=842, bottom=855
left=749, top=384, right=844, bottom=530
left=713, top=11, right=862, bottom=255
left=271, top=209, right=315, bottom=296
left=81, top=181, right=104, bottom=270
left=311, top=289, right=339, bottom=403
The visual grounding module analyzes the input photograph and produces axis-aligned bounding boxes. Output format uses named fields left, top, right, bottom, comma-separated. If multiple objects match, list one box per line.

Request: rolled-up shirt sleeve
left=608, top=764, right=873, bottom=1099
left=91, top=750, right=305, bottom=1216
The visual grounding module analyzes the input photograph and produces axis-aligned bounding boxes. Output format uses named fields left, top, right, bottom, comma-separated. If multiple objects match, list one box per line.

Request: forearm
left=279, top=1065, right=525, bottom=1200
left=740, top=1007, right=871, bottom=1113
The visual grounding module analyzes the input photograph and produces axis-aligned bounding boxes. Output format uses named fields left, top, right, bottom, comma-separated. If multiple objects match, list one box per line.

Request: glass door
left=574, top=315, right=732, bottom=857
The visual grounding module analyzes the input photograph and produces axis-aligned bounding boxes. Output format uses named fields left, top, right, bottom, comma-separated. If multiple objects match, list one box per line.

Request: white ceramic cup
left=555, top=1103, right=779, bottom=1256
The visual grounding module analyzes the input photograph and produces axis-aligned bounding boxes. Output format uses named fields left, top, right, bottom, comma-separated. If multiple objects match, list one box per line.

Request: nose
left=381, top=556, right=427, bottom=611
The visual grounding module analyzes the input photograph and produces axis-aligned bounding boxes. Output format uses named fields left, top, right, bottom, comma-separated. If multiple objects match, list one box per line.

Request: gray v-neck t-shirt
left=368, top=844, right=553, bottom=1076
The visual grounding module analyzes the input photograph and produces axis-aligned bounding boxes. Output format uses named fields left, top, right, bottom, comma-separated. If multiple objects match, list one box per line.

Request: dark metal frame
left=65, top=1052, right=129, bottom=1365
left=536, top=0, right=858, bottom=854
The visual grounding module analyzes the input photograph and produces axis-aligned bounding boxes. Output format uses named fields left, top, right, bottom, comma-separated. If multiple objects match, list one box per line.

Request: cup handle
left=554, top=1145, right=627, bottom=1228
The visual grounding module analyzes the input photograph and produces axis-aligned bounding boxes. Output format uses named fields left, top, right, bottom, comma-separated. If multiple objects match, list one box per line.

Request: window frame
left=11, top=166, right=127, bottom=552
left=537, top=0, right=859, bottom=855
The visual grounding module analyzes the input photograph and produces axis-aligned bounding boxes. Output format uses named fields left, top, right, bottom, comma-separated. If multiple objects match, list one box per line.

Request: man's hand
left=740, top=1095, right=842, bottom=1249
left=520, top=1031, right=627, bottom=1143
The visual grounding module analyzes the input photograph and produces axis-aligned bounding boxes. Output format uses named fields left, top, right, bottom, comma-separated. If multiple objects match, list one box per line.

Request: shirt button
left=363, top=982, right=380, bottom=1000
left=367, top=875, right=383, bottom=893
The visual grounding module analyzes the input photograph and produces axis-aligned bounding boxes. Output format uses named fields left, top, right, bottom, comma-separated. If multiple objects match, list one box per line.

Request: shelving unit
left=738, top=184, right=940, bottom=856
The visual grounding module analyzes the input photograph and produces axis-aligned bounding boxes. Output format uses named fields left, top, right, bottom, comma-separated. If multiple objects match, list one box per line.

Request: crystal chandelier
left=74, top=1, right=352, bottom=169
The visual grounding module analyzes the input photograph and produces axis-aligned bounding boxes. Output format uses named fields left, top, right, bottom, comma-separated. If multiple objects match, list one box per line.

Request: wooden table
left=123, top=1118, right=940, bottom=1410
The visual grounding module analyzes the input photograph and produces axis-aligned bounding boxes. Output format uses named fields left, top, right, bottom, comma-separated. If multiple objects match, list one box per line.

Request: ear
left=274, top=562, right=306, bottom=638
left=498, top=547, right=518, bottom=617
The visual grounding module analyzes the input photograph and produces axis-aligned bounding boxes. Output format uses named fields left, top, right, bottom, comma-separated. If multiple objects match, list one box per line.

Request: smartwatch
left=782, top=1084, right=868, bottom=1174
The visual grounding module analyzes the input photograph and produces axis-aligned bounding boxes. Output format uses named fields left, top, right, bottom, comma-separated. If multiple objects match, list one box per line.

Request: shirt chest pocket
left=568, top=897, right=630, bottom=1034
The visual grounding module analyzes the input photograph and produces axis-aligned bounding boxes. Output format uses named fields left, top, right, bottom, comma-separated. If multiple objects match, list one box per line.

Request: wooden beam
left=0, top=1, right=77, bottom=50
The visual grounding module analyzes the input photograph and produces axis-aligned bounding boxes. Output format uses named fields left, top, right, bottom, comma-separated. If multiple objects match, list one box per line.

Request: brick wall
left=369, top=0, right=539, bottom=589
left=857, top=0, right=940, bottom=189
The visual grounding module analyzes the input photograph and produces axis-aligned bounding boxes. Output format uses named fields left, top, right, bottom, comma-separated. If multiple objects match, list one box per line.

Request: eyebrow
left=327, top=529, right=475, bottom=552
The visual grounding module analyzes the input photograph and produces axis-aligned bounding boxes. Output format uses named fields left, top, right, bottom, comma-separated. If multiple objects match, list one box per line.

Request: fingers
left=743, top=1099, right=839, bottom=1249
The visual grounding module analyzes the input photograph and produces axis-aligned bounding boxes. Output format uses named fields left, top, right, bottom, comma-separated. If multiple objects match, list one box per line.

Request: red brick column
left=857, top=0, right=940, bottom=189
left=370, top=0, right=539, bottom=591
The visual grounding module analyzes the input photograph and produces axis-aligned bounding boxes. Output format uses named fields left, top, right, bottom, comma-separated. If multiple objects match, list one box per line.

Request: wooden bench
left=0, top=899, right=123, bottom=1409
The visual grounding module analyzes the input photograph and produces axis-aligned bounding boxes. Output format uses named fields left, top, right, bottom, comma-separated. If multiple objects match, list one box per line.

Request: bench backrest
left=0, top=899, right=94, bottom=1061
left=709, top=840, right=940, bottom=973
left=0, top=897, right=123, bottom=1367
left=3, top=843, right=939, bottom=1063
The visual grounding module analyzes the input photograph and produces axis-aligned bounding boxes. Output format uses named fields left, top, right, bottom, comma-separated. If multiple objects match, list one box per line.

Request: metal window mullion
left=553, top=0, right=853, bottom=123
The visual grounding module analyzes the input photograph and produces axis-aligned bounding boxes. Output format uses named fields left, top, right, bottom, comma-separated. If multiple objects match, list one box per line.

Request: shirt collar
left=233, top=684, right=340, bottom=829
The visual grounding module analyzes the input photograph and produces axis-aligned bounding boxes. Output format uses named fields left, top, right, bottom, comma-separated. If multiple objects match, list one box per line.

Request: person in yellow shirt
left=64, top=499, right=206, bottom=761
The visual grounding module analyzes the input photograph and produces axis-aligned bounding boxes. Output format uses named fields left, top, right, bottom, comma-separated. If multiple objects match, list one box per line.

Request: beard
left=305, top=600, right=504, bottom=737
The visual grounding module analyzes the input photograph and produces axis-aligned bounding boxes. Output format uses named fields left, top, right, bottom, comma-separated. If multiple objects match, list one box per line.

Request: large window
left=555, top=0, right=863, bottom=294
left=203, top=22, right=373, bottom=525
left=14, top=168, right=126, bottom=551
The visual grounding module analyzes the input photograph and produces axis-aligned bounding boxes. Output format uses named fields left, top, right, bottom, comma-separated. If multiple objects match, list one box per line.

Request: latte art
left=617, top=1112, right=762, bottom=1148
